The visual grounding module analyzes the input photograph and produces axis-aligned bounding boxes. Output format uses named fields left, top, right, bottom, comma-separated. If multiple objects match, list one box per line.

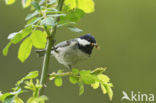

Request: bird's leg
left=52, top=39, right=59, bottom=53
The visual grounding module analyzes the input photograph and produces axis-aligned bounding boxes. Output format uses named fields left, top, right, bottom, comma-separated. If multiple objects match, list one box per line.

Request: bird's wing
left=52, top=39, right=77, bottom=50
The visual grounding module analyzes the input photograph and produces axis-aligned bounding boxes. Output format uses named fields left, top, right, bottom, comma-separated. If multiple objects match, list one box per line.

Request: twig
left=39, top=0, right=65, bottom=95
left=49, top=67, right=107, bottom=78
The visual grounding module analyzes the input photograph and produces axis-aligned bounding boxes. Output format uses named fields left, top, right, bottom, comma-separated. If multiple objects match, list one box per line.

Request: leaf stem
left=39, top=0, right=64, bottom=95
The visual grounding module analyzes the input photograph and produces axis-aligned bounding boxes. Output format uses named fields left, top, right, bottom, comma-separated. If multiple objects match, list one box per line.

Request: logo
left=121, top=91, right=154, bottom=102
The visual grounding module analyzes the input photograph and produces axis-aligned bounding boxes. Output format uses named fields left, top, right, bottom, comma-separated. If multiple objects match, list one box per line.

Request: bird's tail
left=35, top=50, right=46, bottom=57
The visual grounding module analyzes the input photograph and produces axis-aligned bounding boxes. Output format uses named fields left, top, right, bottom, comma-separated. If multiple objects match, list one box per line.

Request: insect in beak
left=91, top=43, right=100, bottom=49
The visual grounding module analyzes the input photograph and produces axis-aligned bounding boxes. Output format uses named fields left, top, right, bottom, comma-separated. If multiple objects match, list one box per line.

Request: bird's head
left=78, top=34, right=98, bottom=55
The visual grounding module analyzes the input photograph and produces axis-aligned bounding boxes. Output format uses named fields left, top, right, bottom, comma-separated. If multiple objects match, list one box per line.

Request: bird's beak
left=91, top=43, right=100, bottom=49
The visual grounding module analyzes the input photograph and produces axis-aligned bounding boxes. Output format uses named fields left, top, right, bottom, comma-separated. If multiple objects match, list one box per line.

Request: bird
left=36, top=34, right=98, bottom=69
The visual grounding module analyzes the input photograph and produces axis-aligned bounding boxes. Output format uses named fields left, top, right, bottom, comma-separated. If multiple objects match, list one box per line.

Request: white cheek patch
left=77, top=38, right=90, bottom=46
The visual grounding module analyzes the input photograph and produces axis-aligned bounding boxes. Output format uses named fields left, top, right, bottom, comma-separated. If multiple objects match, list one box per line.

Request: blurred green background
left=0, top=0, right=156, bottom=103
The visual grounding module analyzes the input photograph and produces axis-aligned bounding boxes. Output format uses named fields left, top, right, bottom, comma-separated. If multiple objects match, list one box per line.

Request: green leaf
left=9, top=26, right=32, bottom=44
left=47, top=14, right=66, bottom=17
left=57, top=69, right=63, bottom=73
left=104, top=84, right=113, bottom=101
left=14, top=97, right=24, bottom=103
left=2, top=42, right=12, bottom=56
left=30, top=30, right=47, bottom=49
left=4, top=95, right=15, bottom=103
left=40, top=17, right=55, bottom=26
left=80, top=70, right=97, bottom=84
left=59, top=8, right=84, bottom=24
left=64, top=0, right=95, bottom=13
left=54, top=77, right=63, bottom=87
left=31, top=1, right=40, bottom=10
left=5, top=0, right=15, bottom=5
left=25, top=17, right=42, bottom=27
left=48, top=0, right=57, bottom=5
left=22, top=0, right=32, bottom=8
left=69, top=76, right=79, bottom=84
left=97, top=74, right=110, bottom=83
left=27, top=97, right=35, bottom=103
left=27, top=95, right=48, bottom=103
left=91, top=81, right=99, bottom=89
left=79, top=83, right=84, bottom=95
left=72, top=68, right=79, bottom=75
left=25, top=11, right=39, bottom=21
left=101, top=84, right=107, bottom=94
left=78, top=0, right=95, bottom=13
left=18, top=37, right=32, bottom=62
left=0, top=93, right=12, bottom=102
left=91, top=67, right=107, bottom=75
left=17, top=71, right=38, bottom=86
left=37, top=95, right=48, bottom=103
left=24, top=71, right=39, bottom=80
left=68, top=26, right=83, bottom=33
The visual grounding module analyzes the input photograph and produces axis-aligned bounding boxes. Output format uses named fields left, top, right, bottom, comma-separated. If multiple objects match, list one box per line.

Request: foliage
left=0, top=71, right=47, bottom=103
left=49, top=67, right=113, bottom=100
left=1, top=0, right=114, bottom=102
left=3, top=0, right=94, bottom=62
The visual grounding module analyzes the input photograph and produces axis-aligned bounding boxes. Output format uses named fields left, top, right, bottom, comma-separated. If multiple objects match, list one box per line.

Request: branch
left=49, top=67, right=107, bottom=78
left=39, top=0, right=65, bottom=95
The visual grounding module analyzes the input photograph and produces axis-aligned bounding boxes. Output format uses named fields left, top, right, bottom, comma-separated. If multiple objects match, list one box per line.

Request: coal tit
left=36, top=34, right=98, bottom=69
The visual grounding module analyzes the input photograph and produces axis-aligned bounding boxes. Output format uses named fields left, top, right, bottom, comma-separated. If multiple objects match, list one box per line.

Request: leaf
left=18, top=37, right=32, bottom=62
left=57, top=69, right=63, bottom=73
left=78, top=0, right=95, bottom=13
left=101, top=84, right=107, bottom=94
left=25, top=11, right=39, bottom=21
left=5, top=0, right=15, bottom=5
left=31, top=1, right=40, bottom=10
left=91, top=67, right=107, bottom=75
left=37, top=95, right=48, bottom=103
left=25, top=17, right=42, bottom=27
left=48, top=0, right=57, bottom=5
left=27, top=97, right=35, bottom=103
left=64, top=0, right=95, bottom=13
left=8, top=32, right=19, bottom=39
left=68, top=26, right=83, bottom=33
left=4, top=95, right=15, bottom=103
left=69, top=76, right=79, bottom=84
left=72, top=68, right=79, bottom=75
left=16, top=71, right=39, bottom=86
left=40, top=17, right=55, bottom=26
left=2, top=42, right=12, bottom=56
left=59, top=8, right=84, bottom=24
left=27, top=95, right=48, bottom=103
left=14, top=97, right=24, bottom=103
left=39, top=0, right=45, bottom=5
left=91, top=81, right=99, bottom=89
left=24, top=80, right=35, bottom=91
left=54, top=77, right=63, bottom=87
left=80, top=70, right=97, bottom=84
left=79, top=83, right=84, bottom=95
left=22, top=0, right=32, bottom=8
left=0, top=93, right=12, bottom=102
left=24, top=71, right=39, bottom=80
left=104, top=84, right=113, bottom=101
left=47, top=14, right=66, bottom=17
left=97, top=74, right=110, bottom=83
left=30, top=30, right=47, bottom=49
left=17, top=71, right=38, bottom=86
left=11, top=27, right=32, bottom=44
